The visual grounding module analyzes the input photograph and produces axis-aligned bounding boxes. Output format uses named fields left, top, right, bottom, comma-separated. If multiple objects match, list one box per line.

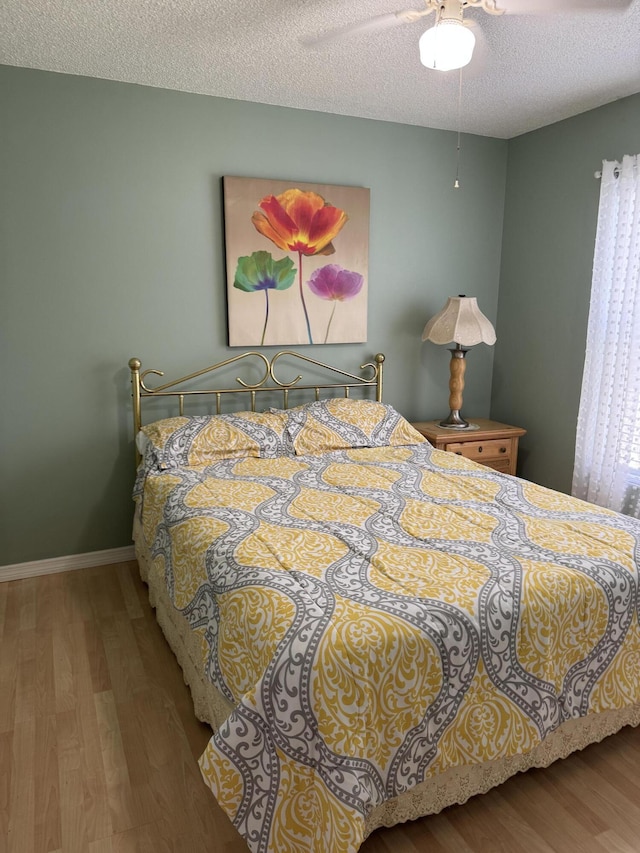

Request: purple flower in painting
left=308, top=264, right=364, bottom=302
left=307, top=264, right=364, bottom=343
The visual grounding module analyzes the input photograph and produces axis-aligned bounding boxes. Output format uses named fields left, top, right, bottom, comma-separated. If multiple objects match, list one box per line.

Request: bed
left=128, top=350, right=640, bottom=853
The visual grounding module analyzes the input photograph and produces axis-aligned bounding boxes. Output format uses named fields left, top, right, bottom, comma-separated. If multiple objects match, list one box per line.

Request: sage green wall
left=491, top=93, right=640, bottom=493
left=1, top=65, right=507, bottom=564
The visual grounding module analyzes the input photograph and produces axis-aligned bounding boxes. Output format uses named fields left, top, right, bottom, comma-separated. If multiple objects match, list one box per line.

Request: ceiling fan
left=307, top=0, right=633, bottom=72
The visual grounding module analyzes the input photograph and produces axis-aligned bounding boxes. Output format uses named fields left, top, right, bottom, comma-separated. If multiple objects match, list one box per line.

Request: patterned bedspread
left=136, top=442, right=640, bottom=853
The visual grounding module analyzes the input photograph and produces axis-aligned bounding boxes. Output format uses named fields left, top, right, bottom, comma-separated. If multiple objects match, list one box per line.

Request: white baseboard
left=0, top=545, right=137, bottom=583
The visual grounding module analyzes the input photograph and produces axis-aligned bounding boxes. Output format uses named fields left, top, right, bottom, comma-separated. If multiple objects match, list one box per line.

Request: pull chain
left=454, top=67, right=463, bottom=189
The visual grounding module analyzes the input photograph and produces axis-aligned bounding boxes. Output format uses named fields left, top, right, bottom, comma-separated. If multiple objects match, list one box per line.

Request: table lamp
left=422, top=294, right=496, bottom=429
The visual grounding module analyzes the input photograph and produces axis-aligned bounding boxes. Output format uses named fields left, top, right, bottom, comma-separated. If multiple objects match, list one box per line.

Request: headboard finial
left=129, top=358, right=143, bottom=466
left=374, top=354, right=385, bottom=401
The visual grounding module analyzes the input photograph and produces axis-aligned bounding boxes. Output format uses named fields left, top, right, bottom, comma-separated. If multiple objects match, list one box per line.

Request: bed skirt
left=133, top=516, right=640, bottom=838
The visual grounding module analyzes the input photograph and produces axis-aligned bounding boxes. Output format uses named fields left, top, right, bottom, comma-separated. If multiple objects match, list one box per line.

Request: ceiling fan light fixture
left=419, top=19, right=476, bottom=71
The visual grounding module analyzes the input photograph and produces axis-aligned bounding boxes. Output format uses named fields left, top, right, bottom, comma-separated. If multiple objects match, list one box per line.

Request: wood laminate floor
left=1, top=561, right=640, bottom=853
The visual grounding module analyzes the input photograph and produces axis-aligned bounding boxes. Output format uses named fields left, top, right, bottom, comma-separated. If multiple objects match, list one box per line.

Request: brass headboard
left=128, top=350, right=385, bottom=467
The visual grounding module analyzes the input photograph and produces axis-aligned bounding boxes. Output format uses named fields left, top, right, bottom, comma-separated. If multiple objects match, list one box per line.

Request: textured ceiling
left=1, top=0, right=639, bottom=138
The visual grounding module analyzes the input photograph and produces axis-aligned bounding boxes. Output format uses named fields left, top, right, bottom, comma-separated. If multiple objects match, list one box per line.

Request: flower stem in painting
left=298, top=252, right=314, bottom=344
left=261, top=289, right=270, bottom=346
left=324, top=302, right=337, bottom=344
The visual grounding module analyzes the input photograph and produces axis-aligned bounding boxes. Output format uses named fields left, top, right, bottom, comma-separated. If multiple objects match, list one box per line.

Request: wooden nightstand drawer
left=445, top=438, right=511, bottom=462
left=481, top=457, right=512, bottom=474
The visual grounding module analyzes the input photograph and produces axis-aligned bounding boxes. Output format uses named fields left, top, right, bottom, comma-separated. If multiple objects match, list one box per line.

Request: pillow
left=282, top=398, right=426, bottom=456
left=139, top=410, right=291, bottom=469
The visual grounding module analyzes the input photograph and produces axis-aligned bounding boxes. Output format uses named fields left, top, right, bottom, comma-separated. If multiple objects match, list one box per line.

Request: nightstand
left=412, top=418, right=527, bottom=476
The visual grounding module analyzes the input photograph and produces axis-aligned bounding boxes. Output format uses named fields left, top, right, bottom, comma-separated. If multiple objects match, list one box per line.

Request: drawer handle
left=478, top=446, right=483, bottom=453
left=456, top=451, right=462, bottom=455
left=500, top=446, right=507, bottom=453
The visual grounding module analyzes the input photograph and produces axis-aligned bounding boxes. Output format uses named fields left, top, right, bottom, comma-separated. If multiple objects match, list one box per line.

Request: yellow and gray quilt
left=136, top=436, right=640, bottom=853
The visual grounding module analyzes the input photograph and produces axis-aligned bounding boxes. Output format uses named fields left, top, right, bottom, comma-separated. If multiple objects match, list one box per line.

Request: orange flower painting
left=224, top=177, right=369, bottom=346
left=252, top=189, right=348, bottom=256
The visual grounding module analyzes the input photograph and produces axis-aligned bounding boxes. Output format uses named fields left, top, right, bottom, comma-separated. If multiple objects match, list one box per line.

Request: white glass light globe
left=419, top=20, right=476, bottom=71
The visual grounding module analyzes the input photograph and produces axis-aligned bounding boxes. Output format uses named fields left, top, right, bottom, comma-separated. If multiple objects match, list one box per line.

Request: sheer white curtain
left=572, top=154, right=640, bottom=517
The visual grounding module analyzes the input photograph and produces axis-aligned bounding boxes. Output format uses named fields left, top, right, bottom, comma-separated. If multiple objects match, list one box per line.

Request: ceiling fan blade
left=500, top=0, right=632, bottom=14
left=303, top=9, right=427, bottom=47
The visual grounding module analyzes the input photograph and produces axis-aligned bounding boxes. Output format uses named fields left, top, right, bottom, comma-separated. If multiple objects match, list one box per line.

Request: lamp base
left=439, top=411, right=479, bottom=430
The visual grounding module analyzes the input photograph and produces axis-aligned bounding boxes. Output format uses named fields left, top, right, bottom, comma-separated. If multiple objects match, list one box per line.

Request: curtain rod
left=594, top=167, right=620, bottom=179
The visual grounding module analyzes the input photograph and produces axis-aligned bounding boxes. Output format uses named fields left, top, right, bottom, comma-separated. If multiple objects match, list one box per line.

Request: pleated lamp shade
left=422, top=296, right=496, bottom=346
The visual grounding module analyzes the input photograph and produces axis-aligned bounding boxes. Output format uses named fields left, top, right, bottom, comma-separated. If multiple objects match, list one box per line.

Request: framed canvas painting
left=223, top=176, right=369, bottom=346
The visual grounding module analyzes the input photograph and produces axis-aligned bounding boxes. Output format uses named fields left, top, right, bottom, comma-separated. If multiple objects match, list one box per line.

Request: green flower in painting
left=233, top=251, right=296, bottom=346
